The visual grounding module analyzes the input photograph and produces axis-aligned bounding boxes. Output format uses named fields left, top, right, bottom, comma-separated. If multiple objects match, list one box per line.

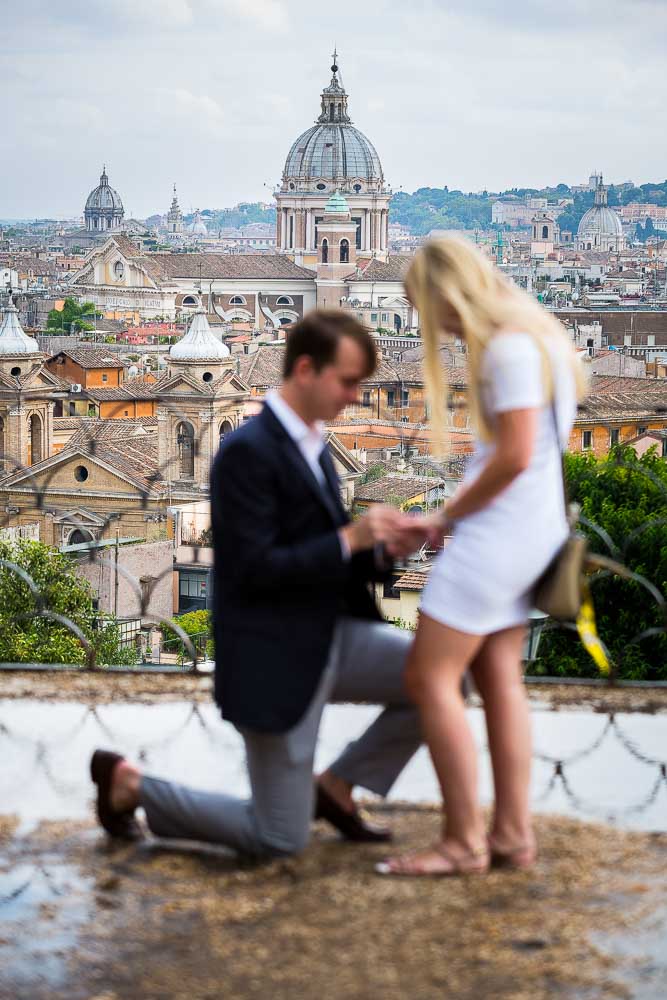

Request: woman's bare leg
left=380, top=614, right=487, bottom=874
left=471, top=626, right=535, bottom=858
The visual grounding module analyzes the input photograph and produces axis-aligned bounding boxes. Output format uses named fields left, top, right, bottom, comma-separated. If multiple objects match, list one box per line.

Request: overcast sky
left=2, top=0, right=666, bottom=219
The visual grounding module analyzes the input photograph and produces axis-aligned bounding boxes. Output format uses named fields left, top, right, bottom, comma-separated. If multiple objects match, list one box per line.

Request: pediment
left=20, top=367, right=63, bottom=391
left=154, top=373, right=207, bottom=395
left=0, top=448, right=158, bottom=496
left=214, top=373, right=250, bottom=395
left=51, top=506, right=107, bottom=526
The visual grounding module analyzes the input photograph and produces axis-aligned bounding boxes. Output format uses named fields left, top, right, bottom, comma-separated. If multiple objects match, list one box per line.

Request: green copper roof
left=324, top=191, right=350, bottom=214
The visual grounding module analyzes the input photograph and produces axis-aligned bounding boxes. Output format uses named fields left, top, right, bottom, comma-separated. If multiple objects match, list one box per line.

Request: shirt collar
left=266, top=389, right=325, bottom=445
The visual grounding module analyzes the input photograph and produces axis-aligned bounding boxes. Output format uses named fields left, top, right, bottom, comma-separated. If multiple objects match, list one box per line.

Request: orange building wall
left=45, top=355, right=123, bottom=389
left=99, top=400, right=156, bottom=420
left=570, top=419, right=667, bottom=458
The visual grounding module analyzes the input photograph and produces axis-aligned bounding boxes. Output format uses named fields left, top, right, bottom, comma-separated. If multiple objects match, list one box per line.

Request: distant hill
left=188, top=203, right=276, bottom=231
left=390, top=179, right=667, bottom=236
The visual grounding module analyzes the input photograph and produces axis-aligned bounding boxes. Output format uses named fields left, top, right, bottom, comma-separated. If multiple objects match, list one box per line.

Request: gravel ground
left=0, top=811, right=665, bottom=1000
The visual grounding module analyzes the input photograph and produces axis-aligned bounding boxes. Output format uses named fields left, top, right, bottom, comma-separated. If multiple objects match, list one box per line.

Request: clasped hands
left=342, top=504, right=449, bottom=559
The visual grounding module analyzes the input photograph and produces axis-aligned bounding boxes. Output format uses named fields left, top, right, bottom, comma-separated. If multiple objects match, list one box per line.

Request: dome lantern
left=0, top=298, right=40, bottom=355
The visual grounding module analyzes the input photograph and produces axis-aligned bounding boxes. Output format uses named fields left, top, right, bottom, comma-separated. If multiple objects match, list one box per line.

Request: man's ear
left=293, top=354, right=315, bottom=380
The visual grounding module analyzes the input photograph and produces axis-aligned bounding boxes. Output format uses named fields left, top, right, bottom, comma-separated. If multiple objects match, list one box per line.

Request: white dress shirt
left=265, top=389, right=327, bottom=488
left=264, top=389, right=350, bottom=559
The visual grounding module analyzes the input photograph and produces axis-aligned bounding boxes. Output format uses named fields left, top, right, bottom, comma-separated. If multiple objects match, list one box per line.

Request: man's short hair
left=283, top=310, right=377, bottom=379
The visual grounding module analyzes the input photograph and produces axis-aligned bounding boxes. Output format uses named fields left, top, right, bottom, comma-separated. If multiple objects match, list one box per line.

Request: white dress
left=420, top=331, right=577, bottom=635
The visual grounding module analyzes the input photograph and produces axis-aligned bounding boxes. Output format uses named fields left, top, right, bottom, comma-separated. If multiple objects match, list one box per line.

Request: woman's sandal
left=488, top=837, right=537, bottom=871
left=375, top=842, right=489, bottom=877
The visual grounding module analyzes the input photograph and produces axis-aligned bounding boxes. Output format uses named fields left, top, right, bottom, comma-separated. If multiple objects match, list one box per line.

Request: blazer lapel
left=319, top=444, right=348, bottom=521
left=261, top=405, right=342, bottom=525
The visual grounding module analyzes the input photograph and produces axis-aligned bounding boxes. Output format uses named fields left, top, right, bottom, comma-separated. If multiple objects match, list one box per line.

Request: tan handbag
left=534, top=513, right=588, bottom=621
left=533, top=400, right=588, bottom=621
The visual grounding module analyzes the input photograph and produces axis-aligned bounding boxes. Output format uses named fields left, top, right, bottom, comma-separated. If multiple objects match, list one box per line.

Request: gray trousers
left=140, top=618, right=420, bottom=857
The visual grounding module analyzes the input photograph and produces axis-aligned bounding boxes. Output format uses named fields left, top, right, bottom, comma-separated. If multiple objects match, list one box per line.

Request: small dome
left=0, top=299, right=40, bottom=355
left=577, top=176, right=623, bottom=249
left=324, top=191, right=350, bottom=214
left=170, top=308, right=230, bottom=360
left=578, top=205, right=623, bottom=238
left=85, top=167, right=124, bottom=213
left=188, top=210, right=208, bottom=236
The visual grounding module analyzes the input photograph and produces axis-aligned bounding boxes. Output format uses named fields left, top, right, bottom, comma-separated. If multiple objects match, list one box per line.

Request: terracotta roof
left=66, top=418, right=158, bottom=447
left=363, top=358, right=468, bottom=389
left=355, top=473, right=445, bottom=504
left=83, top=384, right=156, bottom=401
left=345, top=255, right=413, bottom=283
left=138, top=253, right=314, bottom=282
left=235, top=346, right=285, bottom=388
left=576, top=391, right=667, bottom=421
left=108, top=235, right=145, bottom=259
left=49, top=347, right=125, bottom=369
left=10, top=257, right=59, bottom=277
left=589, top=375, right=667, bottom=393
left=393, top=569, right=430, bottom=592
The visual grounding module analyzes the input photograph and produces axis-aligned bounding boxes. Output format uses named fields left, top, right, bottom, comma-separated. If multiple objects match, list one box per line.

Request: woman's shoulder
left=482, top=330, right=542, bottom=372
left=485, top=329, right=540, bottom=358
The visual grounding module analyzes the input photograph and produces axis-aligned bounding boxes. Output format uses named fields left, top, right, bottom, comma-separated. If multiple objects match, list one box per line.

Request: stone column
left=276, top=209, right=282, bottom=250
left=197, top=410, right=213, bottom=488
left=296, top=209, right=306, bottom=249
left=156, top=407, right=171, bottom=481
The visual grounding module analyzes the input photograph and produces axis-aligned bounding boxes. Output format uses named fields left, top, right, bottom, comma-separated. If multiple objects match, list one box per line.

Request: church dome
left=577, top=177, right=623, bottom=249
left=84, top=167, right=124, bottom=231
left=187, top=210, right=208, bottom=236
left=170, top=308, right=230, bottom=360
left=282, top=58, right=384, bottom=188
left=0, top=299, right=40, bottom=355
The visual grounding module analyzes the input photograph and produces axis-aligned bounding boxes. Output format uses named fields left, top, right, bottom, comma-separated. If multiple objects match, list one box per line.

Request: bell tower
left=315, top=192, right=357, bottom=309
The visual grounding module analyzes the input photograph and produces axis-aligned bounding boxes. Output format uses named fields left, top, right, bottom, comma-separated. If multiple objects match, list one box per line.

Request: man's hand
left=385, top=510, right=452, bottom=557
left=341, top=505, right=410, bottom=555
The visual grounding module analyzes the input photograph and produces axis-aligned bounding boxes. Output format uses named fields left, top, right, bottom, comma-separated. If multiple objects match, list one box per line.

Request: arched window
left=219, top=419, right=234, bottom=443
left=29, top=413, right=42, bottom=466
left=229, top=295, right=246, bottom=305
left=276, top=296, right=293, bottom=306
left=542, top=225, right=549, bottom=239
left=340, top=239, right=349, bottom=264
left=321, top=238, right=328, bottom=263
left=69, top=528, right=94, bottom=547
left=176, top=421, right=195, bottom=479
left=182, top=295, right=197, bottom=307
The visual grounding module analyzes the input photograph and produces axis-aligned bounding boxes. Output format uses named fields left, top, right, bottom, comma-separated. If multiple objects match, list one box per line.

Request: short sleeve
left=482, top=333, right=545, bottom=414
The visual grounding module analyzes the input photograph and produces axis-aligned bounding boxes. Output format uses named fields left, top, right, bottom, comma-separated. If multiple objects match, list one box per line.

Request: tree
left=0, top=539, right=137, bottom=666
left=536, top=447, right=667, bottom=681
left=46, top=297, right=98, bottom=334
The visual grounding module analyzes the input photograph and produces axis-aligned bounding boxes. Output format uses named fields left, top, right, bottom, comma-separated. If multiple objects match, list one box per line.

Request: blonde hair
left=405, top=235, right=587, bottom=455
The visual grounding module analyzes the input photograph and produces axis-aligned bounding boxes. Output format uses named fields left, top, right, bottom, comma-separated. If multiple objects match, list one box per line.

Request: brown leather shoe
left=90, top=749, right=143, bottom=840
left=315, top=784, right=392, bottom=843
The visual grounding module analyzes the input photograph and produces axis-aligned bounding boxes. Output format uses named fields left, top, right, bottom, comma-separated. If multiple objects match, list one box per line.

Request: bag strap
left=548, top=393, right=570, bottom=513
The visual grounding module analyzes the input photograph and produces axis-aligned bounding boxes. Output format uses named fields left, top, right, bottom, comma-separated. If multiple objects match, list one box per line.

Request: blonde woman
left=377, top=236, right=586, bottom=877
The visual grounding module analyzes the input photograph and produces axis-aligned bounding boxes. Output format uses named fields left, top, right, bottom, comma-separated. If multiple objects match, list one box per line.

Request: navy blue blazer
left=210, top=404, right=387, bottom=733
